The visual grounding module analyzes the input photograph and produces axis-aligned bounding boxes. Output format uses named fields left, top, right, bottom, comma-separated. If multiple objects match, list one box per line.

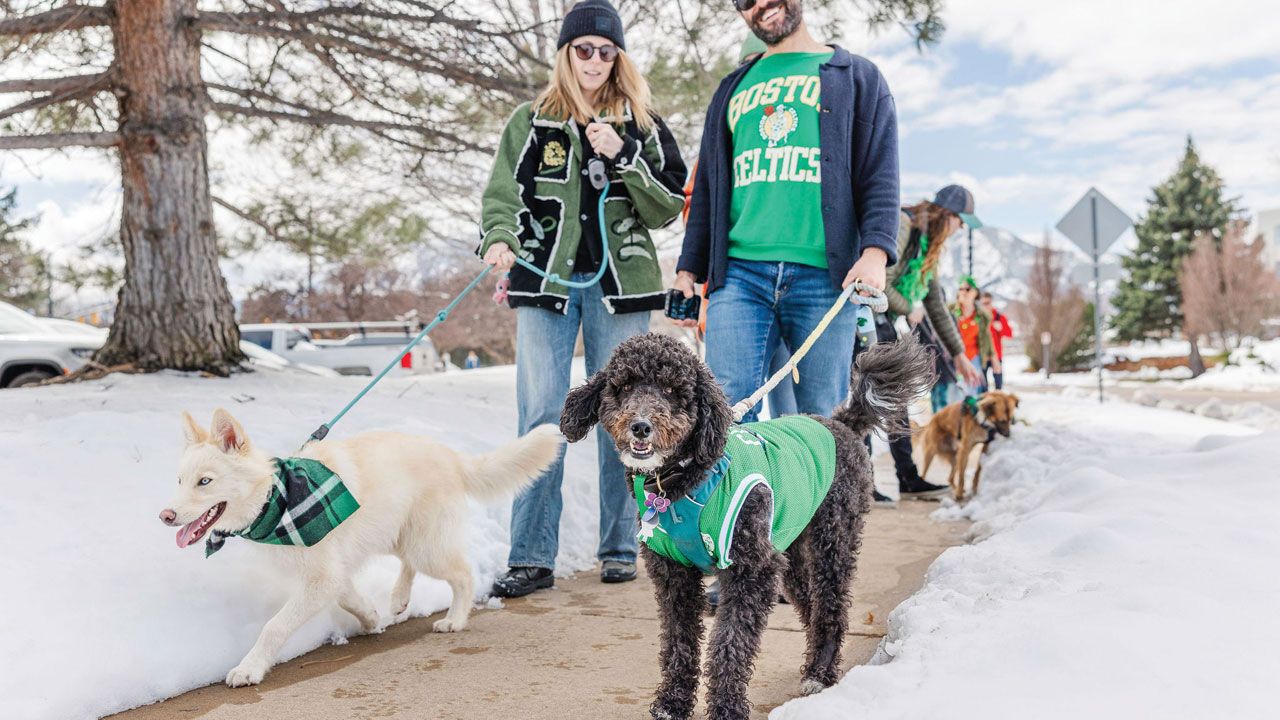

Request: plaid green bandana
left=205, top=457, right=360, bottom=557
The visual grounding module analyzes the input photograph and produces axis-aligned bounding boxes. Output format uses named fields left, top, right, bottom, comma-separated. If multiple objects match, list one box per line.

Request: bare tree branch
left=207, top=99, right=480, bottom=153
left=0, top=70, right=113, bottom=121
left=0, top=131, right=120, bottom=150
left=0, top=71, right=112, bottom=94
left=0, top=4, right=111, bottom=37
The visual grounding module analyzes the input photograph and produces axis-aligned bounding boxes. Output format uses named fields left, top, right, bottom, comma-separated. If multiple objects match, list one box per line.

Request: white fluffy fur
left=165, top=409, right=562, bottom=687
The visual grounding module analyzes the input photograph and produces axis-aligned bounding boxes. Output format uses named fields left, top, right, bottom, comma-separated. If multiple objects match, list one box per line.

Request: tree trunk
left=1187, top=330, right=1206, bottom=377
left=96, top=0, right=242, bottom=374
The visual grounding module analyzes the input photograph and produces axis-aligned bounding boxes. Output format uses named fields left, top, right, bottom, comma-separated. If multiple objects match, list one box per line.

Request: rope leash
left=730, top=282, right=888, bottom=422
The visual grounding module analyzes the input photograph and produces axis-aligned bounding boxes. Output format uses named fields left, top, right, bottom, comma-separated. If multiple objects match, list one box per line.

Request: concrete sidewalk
left=113, top=488, right=964, bottom=720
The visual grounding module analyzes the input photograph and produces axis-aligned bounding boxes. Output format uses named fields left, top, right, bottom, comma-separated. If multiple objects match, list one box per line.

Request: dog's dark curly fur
left=561, top=333, right=934, bottom=720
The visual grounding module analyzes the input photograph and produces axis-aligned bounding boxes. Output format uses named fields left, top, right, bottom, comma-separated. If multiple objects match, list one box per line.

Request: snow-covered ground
left=4, top=364, right=1278, bottom=719
left=776, top=395, right=1277, bottom=720
left=1006, top=338, right=1280, bottom=392
left=0, top=365, right=604, bottom=720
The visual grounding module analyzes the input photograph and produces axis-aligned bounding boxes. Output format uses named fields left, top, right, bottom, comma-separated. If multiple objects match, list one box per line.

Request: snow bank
left=1183, top=338, right=1280, bottom=392
left=0, top=365, right=603, bottom=720
left=775, top=396, right=1276, bottom=720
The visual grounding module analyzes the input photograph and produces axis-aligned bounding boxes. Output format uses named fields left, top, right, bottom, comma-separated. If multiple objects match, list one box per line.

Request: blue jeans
left=766, top=345, right=798, bottom=418
left=968, top=356, right=988, bottom=395
left=509, top=275, right=649, bottom=570
left=705, top=260, right=857, bottom=423
left=930, top=383, right=951, bottom=412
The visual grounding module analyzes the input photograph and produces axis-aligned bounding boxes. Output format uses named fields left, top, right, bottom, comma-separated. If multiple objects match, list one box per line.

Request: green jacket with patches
left=478, top=102, right=688, bottom=314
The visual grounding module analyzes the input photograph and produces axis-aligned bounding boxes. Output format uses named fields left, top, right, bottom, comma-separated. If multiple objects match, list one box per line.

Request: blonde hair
left=534, top=44, right=654, bottom=133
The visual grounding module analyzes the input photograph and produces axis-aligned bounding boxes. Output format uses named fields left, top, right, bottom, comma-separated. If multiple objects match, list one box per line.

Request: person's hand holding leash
left=586, top=122, right=624, bottom=160
left=844, top=247, right=887, bottom=292
left=483, top=243, right=517, bottom=271
left=956, top=357, right=983, bottom=386
left=907, top=305, right=926, bottom=326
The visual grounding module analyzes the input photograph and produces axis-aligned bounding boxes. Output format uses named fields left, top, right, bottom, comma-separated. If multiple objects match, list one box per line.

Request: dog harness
left=962, top=396, right=998, bottom=443
left=633, top=416, right=836, bottom=574
left=206, top=457, right=360, bottom=557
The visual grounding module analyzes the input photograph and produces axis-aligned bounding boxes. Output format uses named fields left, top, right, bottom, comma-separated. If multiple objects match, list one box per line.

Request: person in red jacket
left=981, top=291, right=1013, bottom=390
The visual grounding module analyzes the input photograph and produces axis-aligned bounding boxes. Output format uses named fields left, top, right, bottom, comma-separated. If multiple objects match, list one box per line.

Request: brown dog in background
left=914, top=391, right=1020, bottom=501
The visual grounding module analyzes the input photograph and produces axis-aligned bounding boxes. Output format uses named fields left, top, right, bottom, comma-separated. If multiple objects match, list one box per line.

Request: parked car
left=239, top=322, right=437, bottom=376
left=0, top=301, right=103, bottom=388
left=238, top=341, right=340, bottom=378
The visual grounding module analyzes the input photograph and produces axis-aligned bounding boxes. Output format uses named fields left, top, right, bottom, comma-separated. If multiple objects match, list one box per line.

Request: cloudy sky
left=2, top=0, right=1278, bottom=301
left=857, top=0, right=1280, bottom=254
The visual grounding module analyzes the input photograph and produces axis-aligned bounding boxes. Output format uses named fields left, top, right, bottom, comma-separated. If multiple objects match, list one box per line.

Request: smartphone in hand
left=664, top=289, right=701, bottom=321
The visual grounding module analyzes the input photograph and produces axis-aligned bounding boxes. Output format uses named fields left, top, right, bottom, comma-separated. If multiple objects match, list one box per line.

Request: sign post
left=1055, top=188, right=1132, bottom=403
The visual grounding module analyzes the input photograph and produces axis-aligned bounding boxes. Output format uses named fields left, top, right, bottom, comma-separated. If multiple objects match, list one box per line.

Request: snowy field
left=0, top=364, right=604, bottom=720
left=776, top=394, right=1277, bottom=719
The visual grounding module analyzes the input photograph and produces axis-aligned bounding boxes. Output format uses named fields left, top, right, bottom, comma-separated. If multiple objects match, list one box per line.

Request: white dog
left=161, top=408, right=561, bottom=687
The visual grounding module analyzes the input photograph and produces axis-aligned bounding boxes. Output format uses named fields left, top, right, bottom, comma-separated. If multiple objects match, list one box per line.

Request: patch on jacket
left=534, top=128, right=571, bottom=181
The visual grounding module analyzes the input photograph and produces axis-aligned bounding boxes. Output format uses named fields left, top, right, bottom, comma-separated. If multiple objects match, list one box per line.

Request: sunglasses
left=571, top=43, right=619, bottom=63
left=733, top=0, right=765, bottom=11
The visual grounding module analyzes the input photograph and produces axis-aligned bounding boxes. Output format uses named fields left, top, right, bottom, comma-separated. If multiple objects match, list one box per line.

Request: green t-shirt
left=727, top=51, right=833, bottom=269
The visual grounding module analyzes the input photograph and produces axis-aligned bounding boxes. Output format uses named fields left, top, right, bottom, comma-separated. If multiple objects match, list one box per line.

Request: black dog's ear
left=688, top=362, right=732, bottom=469
left=560, top=372, right=608, bottom=442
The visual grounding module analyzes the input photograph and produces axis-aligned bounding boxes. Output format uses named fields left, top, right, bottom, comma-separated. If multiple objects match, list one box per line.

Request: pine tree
left=0, top=187, right=44, bottom=312
left=1110, top=137, right=1240, bottom=374
left=1057, top=303, right=1096, bottom=371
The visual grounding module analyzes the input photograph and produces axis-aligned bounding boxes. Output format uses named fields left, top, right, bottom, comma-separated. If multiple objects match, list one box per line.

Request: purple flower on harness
left=642, top=491, right=671, bottom=524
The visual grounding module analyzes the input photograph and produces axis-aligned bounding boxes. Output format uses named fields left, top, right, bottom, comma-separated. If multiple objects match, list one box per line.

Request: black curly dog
left=559, top=333, right=934, bottom=720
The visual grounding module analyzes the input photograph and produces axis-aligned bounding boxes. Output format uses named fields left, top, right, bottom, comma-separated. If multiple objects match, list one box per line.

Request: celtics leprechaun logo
left=759, top=104, right=798, bottom=147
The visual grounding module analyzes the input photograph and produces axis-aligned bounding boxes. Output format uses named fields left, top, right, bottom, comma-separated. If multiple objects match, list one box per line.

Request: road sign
left=1055, top=188, right=1133, bottom=404
left=1056, top=187, right=1132, bottom=257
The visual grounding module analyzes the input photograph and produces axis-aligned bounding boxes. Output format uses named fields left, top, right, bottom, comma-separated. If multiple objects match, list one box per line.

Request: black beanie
left=557, top=0, right=626, bottom=51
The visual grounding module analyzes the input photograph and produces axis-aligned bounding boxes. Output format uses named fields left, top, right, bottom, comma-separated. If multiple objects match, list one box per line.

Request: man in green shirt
left=674, top=0, right=900, bottom=424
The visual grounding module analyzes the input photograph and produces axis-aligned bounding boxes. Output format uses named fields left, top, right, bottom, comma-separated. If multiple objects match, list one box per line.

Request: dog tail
left=832, top=338, right=936, bottom=439
left=462, top=424, right=563, bottom=501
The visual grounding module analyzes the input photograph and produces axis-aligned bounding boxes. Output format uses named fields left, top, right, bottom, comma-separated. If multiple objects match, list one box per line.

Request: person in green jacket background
left=478, top=0, right=687, bottom=598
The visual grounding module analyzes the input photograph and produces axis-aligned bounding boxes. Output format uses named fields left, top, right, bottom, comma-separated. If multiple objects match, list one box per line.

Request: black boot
left=491, top=567, right=554, bottom=598
left=873, top=489, right=898, bottom=507
left=899, top=475, right=949, bottom=500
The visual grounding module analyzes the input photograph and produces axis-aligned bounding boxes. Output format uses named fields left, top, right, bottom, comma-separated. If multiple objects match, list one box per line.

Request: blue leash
left=306, top=266, right=493, bottom=444
left=509, top=177, right=612, bottom=288
left=305, top=171, right=614, bottom=445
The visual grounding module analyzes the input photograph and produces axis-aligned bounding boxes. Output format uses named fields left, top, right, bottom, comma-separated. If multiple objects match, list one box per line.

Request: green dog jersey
left=633, top=415, right=837, bottom=574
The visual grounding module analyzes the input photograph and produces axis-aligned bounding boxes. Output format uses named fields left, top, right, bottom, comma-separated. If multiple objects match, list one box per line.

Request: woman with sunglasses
left=478, top=0, right=687, bottom=599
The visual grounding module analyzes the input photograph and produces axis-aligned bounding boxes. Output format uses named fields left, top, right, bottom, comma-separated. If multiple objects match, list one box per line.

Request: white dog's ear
left=210, top=408, right=249, bottom=454
left=182, top=411, right=209, bottom=445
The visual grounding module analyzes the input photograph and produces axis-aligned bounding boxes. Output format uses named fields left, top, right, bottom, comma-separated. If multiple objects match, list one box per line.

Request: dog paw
left=799, top=677, right=828, bottom=696
left=225, top=659, right=269, bottom=687
left=432, top=617, right=466, bottom=633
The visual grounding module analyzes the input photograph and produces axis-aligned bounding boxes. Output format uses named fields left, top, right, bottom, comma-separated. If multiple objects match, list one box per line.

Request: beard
left=749, top=0, right=803, bottom=46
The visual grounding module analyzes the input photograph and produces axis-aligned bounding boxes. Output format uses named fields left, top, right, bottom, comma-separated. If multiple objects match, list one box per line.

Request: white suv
left=0, top=301, right=104, bottom=388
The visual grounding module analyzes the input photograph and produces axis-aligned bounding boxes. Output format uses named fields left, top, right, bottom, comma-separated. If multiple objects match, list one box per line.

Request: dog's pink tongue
left=176, top=519, right=202, bottom=548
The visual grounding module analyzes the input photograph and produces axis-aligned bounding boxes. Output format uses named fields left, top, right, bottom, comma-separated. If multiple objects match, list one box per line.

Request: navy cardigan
left=677, top=45, right=901, bottom=293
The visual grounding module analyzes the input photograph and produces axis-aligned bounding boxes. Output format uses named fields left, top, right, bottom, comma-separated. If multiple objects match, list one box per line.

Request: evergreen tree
left=0, top=187, right=44, bottom=312
left=1057, top=303, right=1097, bottom=371
left=1110, top=138, right=1240, bottom=373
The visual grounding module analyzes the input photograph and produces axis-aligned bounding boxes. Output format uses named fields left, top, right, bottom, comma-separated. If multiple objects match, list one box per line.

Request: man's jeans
left=705, top=260, right=858, bottom=423
left=508, top=274, right=648, bottom=570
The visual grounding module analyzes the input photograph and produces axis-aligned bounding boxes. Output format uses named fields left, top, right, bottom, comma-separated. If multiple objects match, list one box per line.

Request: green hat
left=739, top=34, right=767, bottom=63
left=959, top=275, right=980, bottom=291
